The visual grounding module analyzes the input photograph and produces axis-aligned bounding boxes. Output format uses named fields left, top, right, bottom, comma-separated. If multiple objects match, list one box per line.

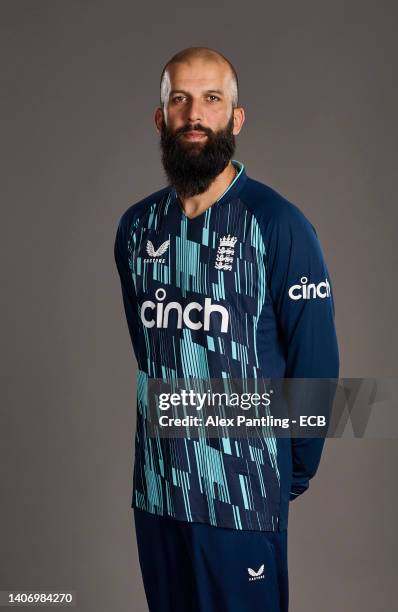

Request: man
left=114, top=46, right=339, bottom=612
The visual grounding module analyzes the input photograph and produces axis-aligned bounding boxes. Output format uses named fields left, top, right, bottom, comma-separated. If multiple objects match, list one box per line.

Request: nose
left=186, top=98, right=203, bottom=123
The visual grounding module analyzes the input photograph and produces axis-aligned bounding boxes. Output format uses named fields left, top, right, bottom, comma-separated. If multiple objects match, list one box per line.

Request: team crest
left=214, top=235, right=237, bottom=271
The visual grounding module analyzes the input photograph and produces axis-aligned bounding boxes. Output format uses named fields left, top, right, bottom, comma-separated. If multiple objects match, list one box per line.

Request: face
left=155, top=58, right=245, bottom=198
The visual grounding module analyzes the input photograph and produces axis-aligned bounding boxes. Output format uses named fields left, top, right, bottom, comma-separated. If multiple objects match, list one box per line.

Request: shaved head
left=159, top=46, right=239, bottom=109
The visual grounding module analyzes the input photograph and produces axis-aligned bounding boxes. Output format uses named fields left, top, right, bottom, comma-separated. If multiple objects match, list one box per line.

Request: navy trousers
left=133, top=507, right=289, bottom=612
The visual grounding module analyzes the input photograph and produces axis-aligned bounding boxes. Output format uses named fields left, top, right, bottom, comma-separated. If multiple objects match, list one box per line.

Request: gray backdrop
left=1, top=1, right=397, bottom=611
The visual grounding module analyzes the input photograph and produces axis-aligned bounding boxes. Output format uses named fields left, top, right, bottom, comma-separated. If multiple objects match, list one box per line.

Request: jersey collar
left=170, top=159, right=247, bottom=207
left=216, top=159, right=247, bottom=205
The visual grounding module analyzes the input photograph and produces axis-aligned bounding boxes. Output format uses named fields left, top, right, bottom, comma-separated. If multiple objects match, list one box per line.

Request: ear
left=154, top=107, right=164, bottom=134
left=232, top=107, right=245, bottom=136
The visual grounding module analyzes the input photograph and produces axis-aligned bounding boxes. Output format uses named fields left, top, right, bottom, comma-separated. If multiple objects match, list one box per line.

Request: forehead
left=167, top=58, right=232, bottom=93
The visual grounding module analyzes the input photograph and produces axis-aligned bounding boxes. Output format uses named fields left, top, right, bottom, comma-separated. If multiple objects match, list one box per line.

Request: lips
left=183, top=131, right=207, bottom=140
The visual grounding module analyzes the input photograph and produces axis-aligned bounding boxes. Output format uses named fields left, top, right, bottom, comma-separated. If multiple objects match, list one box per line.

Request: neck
left=177, top=161, right=237, bottom=220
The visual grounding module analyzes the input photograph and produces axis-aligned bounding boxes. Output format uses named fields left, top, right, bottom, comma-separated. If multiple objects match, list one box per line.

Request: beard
left=159, top=112, right=236, bottom=198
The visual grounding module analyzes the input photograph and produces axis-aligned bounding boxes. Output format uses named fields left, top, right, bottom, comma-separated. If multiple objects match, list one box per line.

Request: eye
left=208, top=95, right=221, bottom=102
left=172, top=95, right=185, bottom=103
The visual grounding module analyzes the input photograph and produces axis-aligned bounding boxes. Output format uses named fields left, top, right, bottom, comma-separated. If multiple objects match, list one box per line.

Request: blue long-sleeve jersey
left=114, top=159, right=339, bottom=532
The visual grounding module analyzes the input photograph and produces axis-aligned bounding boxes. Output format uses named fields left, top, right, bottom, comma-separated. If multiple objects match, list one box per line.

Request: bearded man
left=114, top=46, right=339, bottom=612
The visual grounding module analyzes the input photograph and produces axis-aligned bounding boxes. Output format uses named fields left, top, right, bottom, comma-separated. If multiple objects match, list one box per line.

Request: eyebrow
left=169, top=89, right=224, bottom=97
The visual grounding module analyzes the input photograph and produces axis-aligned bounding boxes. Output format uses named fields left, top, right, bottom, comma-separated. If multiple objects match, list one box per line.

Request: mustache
left=176, top=124, right=212, bottom=136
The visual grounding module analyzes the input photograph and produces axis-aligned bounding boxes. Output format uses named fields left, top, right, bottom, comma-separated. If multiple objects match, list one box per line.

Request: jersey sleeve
left=263, top=204, right=339, bottom=501
left=114, top=213, right=141, bottom=363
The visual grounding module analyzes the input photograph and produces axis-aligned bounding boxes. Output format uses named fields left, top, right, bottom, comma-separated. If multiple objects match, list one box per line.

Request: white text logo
left=288, top=276, right=331, bottom=300
left=144, top=239, right=169, bottom=263
left=141, top=288, right=229, bottom=333
left=247, top=564, right=265, bottom=581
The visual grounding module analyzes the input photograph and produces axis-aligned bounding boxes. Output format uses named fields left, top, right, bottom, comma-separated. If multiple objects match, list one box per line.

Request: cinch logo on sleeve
left=140, top=288, right=229, bottom=332
left=288, top=276, right=331, bottom=300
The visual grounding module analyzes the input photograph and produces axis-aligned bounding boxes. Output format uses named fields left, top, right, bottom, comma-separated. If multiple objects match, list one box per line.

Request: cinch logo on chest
left=140, top=288, right=229, bottom=333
